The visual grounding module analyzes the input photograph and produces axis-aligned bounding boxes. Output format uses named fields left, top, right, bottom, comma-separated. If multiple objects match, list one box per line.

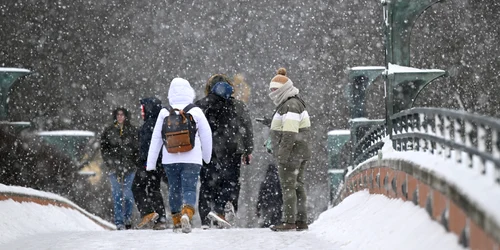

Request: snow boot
left=136, top=212, right=159, bottom=229
left=208, top=211, right=232, bottom=228
left=153, top=217, right=167, bottom=230
left=296, top=221, right=308, bottom=231
left=172, top=212, right=182, bottom=233
left=181, top=205, right=195, bottom=233
left=270, top=223, right=297, bottom=232
left=224, top=202, right=236, bottom=225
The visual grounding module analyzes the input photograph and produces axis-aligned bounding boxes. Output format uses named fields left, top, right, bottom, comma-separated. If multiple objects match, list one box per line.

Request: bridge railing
left=353, top=107, right=500, bottom=185
left=352, top=122, right=387, bottom=166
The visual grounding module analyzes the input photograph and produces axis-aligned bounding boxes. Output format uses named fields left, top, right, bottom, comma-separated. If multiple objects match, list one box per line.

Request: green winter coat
left=269, top=96, right=311, bottom=165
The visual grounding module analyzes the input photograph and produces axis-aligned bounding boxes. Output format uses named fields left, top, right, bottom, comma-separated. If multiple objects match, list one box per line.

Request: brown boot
left=136, top=212, right=159, bottom=229
left=270, top=223, right=297, bottom=232
left=181, top=205, right=195, bottom=233
left=172, top=213, right=182, bottom=232
left=296, top=221, right=309, bottom=231
left=181, top=205, right=195, bottom=221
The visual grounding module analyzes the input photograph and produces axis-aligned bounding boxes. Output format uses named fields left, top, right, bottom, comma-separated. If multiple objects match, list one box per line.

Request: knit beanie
left=269, top=68, right=292, bottom=90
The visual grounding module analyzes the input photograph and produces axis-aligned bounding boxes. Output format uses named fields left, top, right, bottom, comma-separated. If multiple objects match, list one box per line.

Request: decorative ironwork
left=352, top=107, right=500, bottom=185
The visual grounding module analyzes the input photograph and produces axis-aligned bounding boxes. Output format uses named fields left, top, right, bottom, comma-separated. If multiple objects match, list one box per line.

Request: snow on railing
left=392, top=108, right=500, bottom=184
left=353, top=107, right=500, bottom=185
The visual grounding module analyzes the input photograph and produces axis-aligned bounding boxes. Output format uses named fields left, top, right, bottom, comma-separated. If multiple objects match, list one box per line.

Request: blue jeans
left=163, top=163, right=201, bottom=213
left=109, top=171, right=136, bottom=226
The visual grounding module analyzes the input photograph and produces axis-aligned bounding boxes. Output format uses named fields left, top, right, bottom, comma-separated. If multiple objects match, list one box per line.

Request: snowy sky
left=0, top=186, right=462, bottom=250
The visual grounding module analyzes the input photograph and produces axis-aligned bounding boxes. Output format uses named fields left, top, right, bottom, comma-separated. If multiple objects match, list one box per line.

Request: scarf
left=268, top=81, right=300, bottom=106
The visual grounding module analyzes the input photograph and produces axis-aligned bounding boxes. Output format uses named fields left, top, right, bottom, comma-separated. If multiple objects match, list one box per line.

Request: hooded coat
left=195, top=93, right=253, bottom=158
left=138, top=97, right=163, bottom=168
left=100, top=108, right=139, bottom=175
left=196, top=74, right=253, bottom=158
left=146, top=78, right=212, bottom=169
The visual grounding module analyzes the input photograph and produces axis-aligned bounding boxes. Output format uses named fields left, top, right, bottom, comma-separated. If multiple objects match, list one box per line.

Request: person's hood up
left=168, top=78, right=195, bottom=105
left=140, top=97, right=162, bottom=121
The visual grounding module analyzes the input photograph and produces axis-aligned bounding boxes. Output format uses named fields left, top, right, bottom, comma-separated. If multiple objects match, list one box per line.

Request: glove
left=256, top=116, right=272, bottom=127
left=264, top=138, right=273, bottom=154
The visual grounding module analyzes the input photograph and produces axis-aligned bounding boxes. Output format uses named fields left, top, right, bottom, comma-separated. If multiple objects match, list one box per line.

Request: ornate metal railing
left=352, top=122, right=387, bottom=166
left=353, top=108, right=500, bottom=184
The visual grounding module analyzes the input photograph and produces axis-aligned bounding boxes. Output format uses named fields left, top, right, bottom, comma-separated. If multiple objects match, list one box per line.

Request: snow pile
left=0, top=184, right=112, bottom=245
left=0, top=186, right=463, bottom=249
left=312, top=191, right=461, bottom=250
left=0, top=199, right=107, bottom=245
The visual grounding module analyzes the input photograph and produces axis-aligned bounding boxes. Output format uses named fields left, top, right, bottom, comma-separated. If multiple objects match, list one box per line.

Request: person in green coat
left=267, top=68, right=312, bottom=232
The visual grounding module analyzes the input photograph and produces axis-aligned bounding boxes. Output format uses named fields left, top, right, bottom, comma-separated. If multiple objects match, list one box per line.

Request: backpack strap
left=166, top=104, right=186, bottom=116
left=164, top=103, right=196, bottom=115
left=164, top=104, right=174, bottom=114
left=182, top=104, right=196, bottom=113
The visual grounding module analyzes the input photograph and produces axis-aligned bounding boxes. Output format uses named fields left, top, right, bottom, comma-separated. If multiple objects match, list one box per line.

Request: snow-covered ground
left=0, top=186, right=463, bottom=250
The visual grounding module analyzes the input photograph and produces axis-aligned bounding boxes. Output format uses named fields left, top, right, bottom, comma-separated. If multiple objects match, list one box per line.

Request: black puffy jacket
left=195, top=93, right=253, bottom=158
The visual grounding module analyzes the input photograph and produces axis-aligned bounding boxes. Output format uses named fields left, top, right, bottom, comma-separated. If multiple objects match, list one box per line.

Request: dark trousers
left=132, top=167, right=167, bottom=220
left=198, top=153, right=242, bottom=225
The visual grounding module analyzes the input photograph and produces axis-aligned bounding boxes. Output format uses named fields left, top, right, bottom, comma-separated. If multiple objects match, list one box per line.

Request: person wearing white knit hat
left=267, top=68, right=312, bottom=232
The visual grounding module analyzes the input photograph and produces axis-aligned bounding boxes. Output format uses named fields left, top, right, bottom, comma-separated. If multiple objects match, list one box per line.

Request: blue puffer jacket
left=139, top=97, right=162, bottom=168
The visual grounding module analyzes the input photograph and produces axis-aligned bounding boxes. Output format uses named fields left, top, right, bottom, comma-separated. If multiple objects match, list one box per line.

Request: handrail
left=352, top=107, right=500, bottom=184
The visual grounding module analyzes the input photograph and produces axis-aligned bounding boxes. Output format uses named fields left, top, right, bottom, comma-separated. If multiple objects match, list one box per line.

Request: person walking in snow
left=146, top=78, right=212, bottom=233
left=100, top=107, right=139, bottom=230
left=195, top=73, right=254, bottom=229
left=267, top=68, right=311, bottom=232
left=132, top=97, right=168, bottom=230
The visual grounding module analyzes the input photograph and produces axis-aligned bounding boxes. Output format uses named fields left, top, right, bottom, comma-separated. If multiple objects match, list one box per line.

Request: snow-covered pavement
left=0, top=188, right=463, bottom=250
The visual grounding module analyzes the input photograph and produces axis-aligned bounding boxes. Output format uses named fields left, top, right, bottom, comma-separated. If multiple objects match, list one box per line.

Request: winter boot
left=153, top=217, right=167, bottom=230
left=296, top=221, right=309, bottom=231
left=136, top=212, right=159, bottom=229
left=172, top=212, right=182, bottom=233
left=270, top=223, right=297, bottom=232
left=224, top=202, right=236, bottom=225
left=181, top=205, right=195, bottom=233
left=208, top=211, right=232, bottom=228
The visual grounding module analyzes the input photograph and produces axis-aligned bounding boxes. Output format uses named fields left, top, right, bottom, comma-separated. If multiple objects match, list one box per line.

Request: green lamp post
left=382, top=0, right=447, bottom=133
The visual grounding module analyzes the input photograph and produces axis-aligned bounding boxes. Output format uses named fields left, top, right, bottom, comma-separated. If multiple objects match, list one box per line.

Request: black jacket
left=100, top=108, right=139, bottom=176
left=195, top=93, right=253, bottom=158
left=139, top=97, right=163, bottom=168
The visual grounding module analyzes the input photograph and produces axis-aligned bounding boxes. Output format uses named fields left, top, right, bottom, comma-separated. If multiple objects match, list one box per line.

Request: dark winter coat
left=195, top=93, right=253, bottom=158
left=100, top=108, right=139, bottom=176
left=139, top=97, right=162, bottom=168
